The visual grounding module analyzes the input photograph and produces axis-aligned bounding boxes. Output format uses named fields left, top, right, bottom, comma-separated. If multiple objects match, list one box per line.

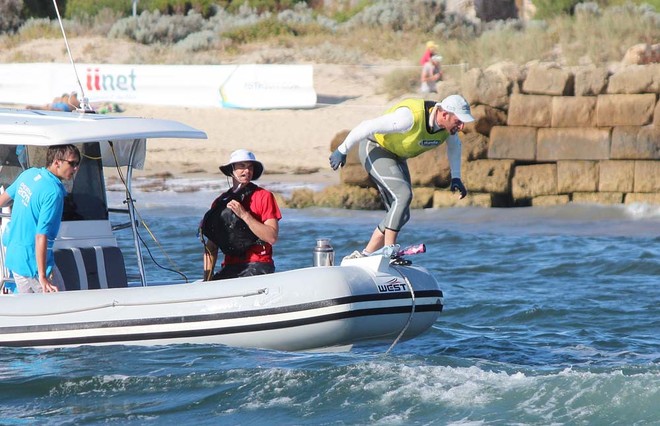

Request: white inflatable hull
left=0, top=257, right=442, bottom=351
left=0, top=109, right=443, bottom=352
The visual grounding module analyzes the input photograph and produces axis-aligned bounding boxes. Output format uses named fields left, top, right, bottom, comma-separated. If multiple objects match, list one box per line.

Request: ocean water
left=0, top=187, right=658, bottom=425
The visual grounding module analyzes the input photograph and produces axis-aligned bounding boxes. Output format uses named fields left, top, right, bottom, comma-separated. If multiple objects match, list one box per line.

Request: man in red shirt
left=201, top=149, right=282, bottom=280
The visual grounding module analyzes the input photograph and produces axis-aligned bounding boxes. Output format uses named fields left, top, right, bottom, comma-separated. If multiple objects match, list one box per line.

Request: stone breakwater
left=321, top=61, right=659, bottom=209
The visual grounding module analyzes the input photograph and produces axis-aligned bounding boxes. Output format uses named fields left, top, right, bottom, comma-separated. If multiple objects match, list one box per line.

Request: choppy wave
left=1, top=345, right=658, bottom=424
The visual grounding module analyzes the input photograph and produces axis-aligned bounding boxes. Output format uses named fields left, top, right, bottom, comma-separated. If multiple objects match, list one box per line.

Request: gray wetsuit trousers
left=359, top=139, right=412, bottom=232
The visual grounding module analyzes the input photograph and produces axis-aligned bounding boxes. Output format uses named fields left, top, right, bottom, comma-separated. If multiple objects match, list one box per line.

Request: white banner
left=0, top=63, right=317, bottom=109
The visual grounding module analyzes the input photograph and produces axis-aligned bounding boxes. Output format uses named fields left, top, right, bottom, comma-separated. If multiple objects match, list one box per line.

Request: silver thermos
left=313, top=238, right=334, bottom=266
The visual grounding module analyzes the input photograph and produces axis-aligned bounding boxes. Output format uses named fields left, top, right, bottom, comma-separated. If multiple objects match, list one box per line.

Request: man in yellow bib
left=329, top=94, right=474, bottom=258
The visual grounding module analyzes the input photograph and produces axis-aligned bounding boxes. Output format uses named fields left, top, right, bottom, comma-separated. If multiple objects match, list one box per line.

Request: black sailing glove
left=329, top=149, right=347, bottom=170
left=450, top=178, right=467, bottom=199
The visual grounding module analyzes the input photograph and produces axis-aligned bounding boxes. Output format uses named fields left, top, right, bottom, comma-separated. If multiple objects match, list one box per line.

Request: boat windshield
left=0, top=142, right=108, bottom=221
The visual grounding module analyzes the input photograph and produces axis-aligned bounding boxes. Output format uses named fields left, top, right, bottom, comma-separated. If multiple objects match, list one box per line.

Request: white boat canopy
left=0, top=108, right=208, bottom=147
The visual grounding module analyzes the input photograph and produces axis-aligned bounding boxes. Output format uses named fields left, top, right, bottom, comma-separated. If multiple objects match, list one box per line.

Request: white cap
left=438, top=95, right=475, bottom=123
left=219, top=149, right=264, bottom=180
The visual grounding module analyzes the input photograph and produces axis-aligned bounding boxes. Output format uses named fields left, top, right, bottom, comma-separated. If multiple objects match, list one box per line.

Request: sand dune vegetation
left=1, top=1, right=658, bottom=98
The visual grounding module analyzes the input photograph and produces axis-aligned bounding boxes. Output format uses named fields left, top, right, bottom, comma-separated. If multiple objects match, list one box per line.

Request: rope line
left=385, top=265, right=416, bottom=355
left=0, top=288, right=267, bottom=317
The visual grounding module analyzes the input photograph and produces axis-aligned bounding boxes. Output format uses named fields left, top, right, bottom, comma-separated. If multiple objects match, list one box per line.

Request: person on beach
left=419, top=40, right=439, bottom=65
left=420, top=55, right=443, bottom=94
left=0, top=144, right=80, bottom=293
left=26, top=91, right=79, bottom=112
left=50, top=93, right=73, bottom=112
left=201, top=149, right=282, bottom=280
left=328, top=95, right=474, bottom=259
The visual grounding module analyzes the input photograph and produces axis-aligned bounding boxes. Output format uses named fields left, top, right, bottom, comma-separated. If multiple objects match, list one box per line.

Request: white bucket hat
left=219, top=149, right=264, bottom=180
left=438, top=94, right=475, bottom=123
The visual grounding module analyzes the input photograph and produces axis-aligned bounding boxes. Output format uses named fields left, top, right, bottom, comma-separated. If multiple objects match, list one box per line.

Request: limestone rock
left=556, top=161, right=599, bottom=193
left=507, top=93, right=552, bottom=127
left=574, top=66, right=609, bottom=96
left=537, top=128, right=610, bottom=161
left=572, top=192, right=623, bottom=205
left=634, top=161, right=660, bottom=193
left=532, top=195, right=570, bottom=206
left=599, top=160, right=634, bottom=193
left=611, top=125, right=660, bottom=160
left=624, top=193, right=660, bottom=205
left=432, top=190, right=493, bottom=208
left=462, top=67, right=511, bottom=109
left=464, top=159, right=515, bottom=194
left=411, top=187, right=435, bottom=209
left=511, top=163, right=557, bottom=199
left=409, top=146, right=450, bottom=187
left=471, top=104, right=507, bottom=137
left=461, top=132, right=489, bottom=161
left=607, top=64, right=660, bottom=94
left=597, top=93, right=656, bottom=126
left=340, top=163, right=372, bottom=187
left=522, top=63, right=574, bottom=96
left=622, top=43, right=660, bottom=66
left=551, top=96, right=597, bottom=127
left=488, top=126, right=537, bottom=160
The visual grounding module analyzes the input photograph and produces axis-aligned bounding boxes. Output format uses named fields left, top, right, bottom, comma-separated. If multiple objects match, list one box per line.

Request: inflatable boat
left=0, top=108, right=443, bottom=351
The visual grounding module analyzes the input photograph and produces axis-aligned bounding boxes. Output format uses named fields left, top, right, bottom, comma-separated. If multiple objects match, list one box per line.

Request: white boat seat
left=54, top=246, right=128, bottom=291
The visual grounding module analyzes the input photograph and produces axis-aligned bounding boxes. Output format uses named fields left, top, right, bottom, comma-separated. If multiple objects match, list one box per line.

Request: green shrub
left=140, top=0, right=217, bottom=17
left=109, top=10, right=206, bottom=45
left=65, top=0, right=217, bottom=19
left=65, top=0, right=131, bottom=19
left=175, top=30, right=218, bottom=52
left=17, top=17, right=62, bottom=39
left=382, top=68, right=418, bottom=99
left=217, top=0, right=309, bottom=14
left=330, top=0, right=374, bottom=23
left=222, top=15, right=324, bottom=44
left=0, top=0, right=23, bottom=33
left=532, top=0, right=580, bottom=19
left=345, top=0, right=444, bottom=32
left=533, top=0, right=659, bottom=19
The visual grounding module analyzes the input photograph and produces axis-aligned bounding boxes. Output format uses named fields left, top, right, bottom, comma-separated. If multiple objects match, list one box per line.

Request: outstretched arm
left=337, top=107, right=415, bottom=155
left=330, top=107, right=415, bottom=170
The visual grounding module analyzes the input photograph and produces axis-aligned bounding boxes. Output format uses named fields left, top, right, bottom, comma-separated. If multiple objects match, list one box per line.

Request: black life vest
left=201, top=183, right=262, bottom=256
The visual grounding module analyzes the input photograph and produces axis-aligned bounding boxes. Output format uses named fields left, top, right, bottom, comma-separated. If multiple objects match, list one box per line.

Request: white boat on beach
left=0, top=108, right=443, bottom=352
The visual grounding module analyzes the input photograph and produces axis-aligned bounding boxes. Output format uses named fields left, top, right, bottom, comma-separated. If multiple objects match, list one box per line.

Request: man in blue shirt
left=0, top=144, right=80, bottom=293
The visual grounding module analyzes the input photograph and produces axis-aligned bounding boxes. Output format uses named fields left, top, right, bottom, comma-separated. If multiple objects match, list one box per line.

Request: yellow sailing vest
left=373, top=99, right=450, bottom=159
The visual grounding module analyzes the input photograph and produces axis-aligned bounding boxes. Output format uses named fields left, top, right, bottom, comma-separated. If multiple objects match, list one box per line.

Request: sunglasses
left=61, top=159, right=80, bottom=168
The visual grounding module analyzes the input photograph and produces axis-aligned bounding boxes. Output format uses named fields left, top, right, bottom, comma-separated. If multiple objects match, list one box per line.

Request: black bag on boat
left=201, top=183, right=262, bottom=256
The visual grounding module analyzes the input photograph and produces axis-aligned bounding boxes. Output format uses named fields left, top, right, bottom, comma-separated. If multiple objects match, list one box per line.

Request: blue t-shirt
left=3, top=167, right=66, bottom=278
